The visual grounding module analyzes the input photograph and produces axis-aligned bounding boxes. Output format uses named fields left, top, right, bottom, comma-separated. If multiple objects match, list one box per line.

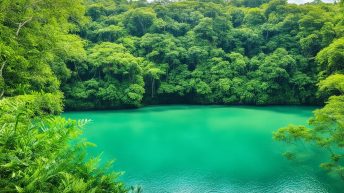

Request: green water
left=64, top=106, right=344, bottom=193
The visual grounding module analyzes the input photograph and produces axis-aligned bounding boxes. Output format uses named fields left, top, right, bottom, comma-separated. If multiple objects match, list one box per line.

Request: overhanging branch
left=0, top=61, right=5, bottom=77
left=16, top=17, right=32, bottom=36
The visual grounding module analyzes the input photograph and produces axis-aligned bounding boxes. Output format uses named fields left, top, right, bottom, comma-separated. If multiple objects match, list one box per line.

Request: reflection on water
left=64, top=106, right=343, bottom=193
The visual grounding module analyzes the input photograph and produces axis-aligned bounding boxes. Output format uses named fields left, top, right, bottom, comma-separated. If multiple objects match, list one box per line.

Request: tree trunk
left=0, top=61, right=6, bottom=99
left=16, top=17, right=32, bottom=36
left=151, top=77, right=155, bottom=98
left=0, top=61, right=5, bottom=77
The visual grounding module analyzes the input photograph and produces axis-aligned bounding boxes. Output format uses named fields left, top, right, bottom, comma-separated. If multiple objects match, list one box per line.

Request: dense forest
left=1, top=0, right=343, bottom=110
left=63, top=0, right=343, bottom=109
left=0, top=0, right=343, bottom=192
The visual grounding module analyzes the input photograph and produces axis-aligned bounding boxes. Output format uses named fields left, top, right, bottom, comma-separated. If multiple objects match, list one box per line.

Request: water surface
left=64, top=106, right=343, bottom=193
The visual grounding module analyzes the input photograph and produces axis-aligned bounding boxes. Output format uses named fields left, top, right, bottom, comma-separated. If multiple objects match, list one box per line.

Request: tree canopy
left=1, top=0, right=344, bottom=191
left=53, top=0, right=343, bottom=109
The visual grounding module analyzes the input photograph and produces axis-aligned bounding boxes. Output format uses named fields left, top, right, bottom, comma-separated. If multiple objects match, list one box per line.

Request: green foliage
left=1, top=0, right=343, bottom=189
left=273, top=1, right=344, bottom=178
left=273, top=125, right=312, bottom=143
left=273, top=0, right=344, bottom=174
left=0, top=94, right=126, bottom=192
left=274, top=74, right=344, bottom=180
left=0, top=92, right=64, bottom=120
left=0, top=1, right=129, bottom=191
left=0, top=0, right=86, bottom=97
left=123, top=8, right=157, bottom=37
left=63, top=42, right=145, bottom=110
left=318, top=73, right=344, bottom=97
left=244, top=8, right=266, bottom=26
left=231, top=0, right=272, bottom=7
left=316, top=38, right=344, bottom=77
left=56, top=0, right=343, bottom=108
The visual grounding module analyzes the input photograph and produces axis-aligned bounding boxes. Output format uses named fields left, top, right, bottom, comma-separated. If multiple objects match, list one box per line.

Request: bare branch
left=0, top=61, right=5, bottom=77
left=0, top=61, right=5, bottom=99
left=16, top=17, right=32, bottom=36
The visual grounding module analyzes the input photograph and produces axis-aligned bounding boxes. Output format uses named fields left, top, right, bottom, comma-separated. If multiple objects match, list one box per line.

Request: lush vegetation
left=2, top=0, right=343, bottom=110
left=274, top=68, right=344, bottom=179
left=0, top=0, right=344, bottom=191
left=0, top=0, right=126, bottom=192
left=59, top=0, right=344, bottom=110
left=0, top=93, right=126, bottom=192
left=273, top=0, right=344, bottom=180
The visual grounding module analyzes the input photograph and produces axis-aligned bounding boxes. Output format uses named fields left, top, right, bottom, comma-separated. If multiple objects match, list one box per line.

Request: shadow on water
left=64, top=105, right=319, bottom=117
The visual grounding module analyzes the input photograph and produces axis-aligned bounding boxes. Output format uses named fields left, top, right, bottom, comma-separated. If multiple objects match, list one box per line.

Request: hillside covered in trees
left=0, top=0, right=344, bottom=192
left=64, top=0, right=343, bottom=109
left=1, top=0, right=343, bottom=110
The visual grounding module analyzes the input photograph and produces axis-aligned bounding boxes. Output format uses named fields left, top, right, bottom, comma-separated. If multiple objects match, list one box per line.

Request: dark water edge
left=63, top=103, right=321, bottom=112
